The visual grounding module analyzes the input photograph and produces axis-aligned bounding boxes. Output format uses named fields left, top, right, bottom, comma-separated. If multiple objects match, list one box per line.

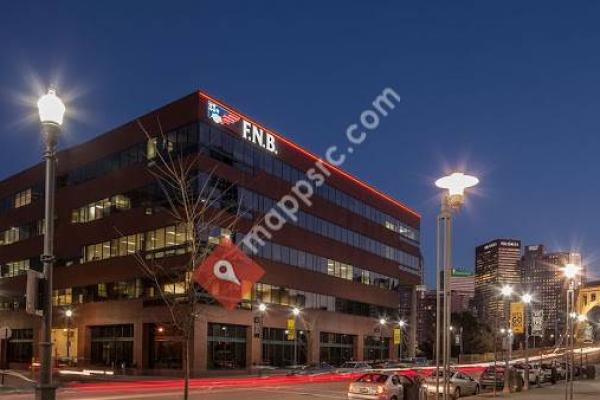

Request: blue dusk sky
left=1, top=1, right=599, bottom=287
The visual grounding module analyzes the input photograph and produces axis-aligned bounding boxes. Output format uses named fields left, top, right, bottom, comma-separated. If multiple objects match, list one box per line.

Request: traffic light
left=26, top=269, right=44, bottom=316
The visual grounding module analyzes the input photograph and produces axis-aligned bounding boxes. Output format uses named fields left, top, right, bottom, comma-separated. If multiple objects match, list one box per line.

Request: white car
left=348, top=373, right=404, bottom=400
left=338, top=361, right=372, bottom=373
left=423, top=370, right=480, bottom=398
left=513, top=362, right=544, bottom=385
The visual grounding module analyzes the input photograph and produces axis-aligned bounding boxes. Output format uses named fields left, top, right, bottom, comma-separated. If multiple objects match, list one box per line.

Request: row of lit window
left=0, top=259, right=30, bottom=278
left=71, top=195, right=131, bottom=223
left=0, top=187, right=35, bottom=215
left=251, top=239, right=401, bottom=290
left=198, top=124, right=420, bottom=242
left=238, top=188, right=420, bottom=270
left=83, top=223, right=193, bottom=263
left=0, top=220, right=44, bottom=247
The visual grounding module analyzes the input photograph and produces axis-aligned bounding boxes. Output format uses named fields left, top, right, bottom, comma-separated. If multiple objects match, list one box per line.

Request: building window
left=364, top=336, right=390, bottom=361
left=207, top=323, right=247, bottom=369
left=90, top=324, right=134, bottom=367
left=1, top=259, right=30, bottom=278
left=262, top=327, right=307, bottom=367
left=7, top=329, right=34, bottom=363
left=150, top=324, right=183, bottom=369
left=319, top=332, right=355, bottom=365
left=14, top=188, right=32, bottom=208
left=72, top=195, right=131, bottom=223
left=53, top=288, right=73, bottom=306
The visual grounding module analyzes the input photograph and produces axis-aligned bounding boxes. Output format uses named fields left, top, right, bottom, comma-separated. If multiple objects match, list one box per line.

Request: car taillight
left=376, top=385, right=385, bottom=394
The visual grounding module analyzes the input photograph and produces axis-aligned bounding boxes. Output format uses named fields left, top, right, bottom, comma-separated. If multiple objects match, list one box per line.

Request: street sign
left=0, top=327, right=12, bottom=340
left=393, top=328, right=402, bottom=345
left=287, top=318, right=295, bottom=340
left=510, top=302, right=524, bottom=333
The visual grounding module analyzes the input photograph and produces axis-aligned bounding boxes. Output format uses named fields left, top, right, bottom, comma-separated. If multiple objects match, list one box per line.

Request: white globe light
left=435, top=172, right=479, bottom=197
left=258, top=303, right=267, bottom=312
left=37, top=88, right=66, bottom=126
left=521, top=293, right=533, bottom=304
left=398, top=320, right=406, bottom=327
left=379, top=318, right=386, bottom=325
left=500, top=285, right=513, bottom=297
left=65, top=309, right=73, bottom=318
left=292, top=307, right=300, bottom=316
left=563, top=263, right=580, bottom=280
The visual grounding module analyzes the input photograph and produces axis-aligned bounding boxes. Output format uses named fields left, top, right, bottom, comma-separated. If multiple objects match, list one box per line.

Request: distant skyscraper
left=521, top=245, right=583, bottom=344
left=474, top=239, right=522, bottom=326
left=450, top=268, right=475, bottom=314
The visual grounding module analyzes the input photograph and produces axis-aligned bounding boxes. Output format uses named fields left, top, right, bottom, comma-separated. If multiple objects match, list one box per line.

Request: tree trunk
left=184, top=335, right=190, bottom=400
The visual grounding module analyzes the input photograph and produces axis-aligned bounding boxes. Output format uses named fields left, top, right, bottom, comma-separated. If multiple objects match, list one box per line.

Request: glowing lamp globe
left=577, top=314, right=587, bottom=323
left=258, top=303, right=267, bottom=312
left=521, top=293, right=533, bottom=304
left=563, top=263, right=580, bottom=280
left=292, top=307, right=301, bottom=316
left=379, top=318, right=386, bottom=325
left=398, top=320, right=406, bottom=327
left=37, top=88, right=66, bottom=126
left=435, top=172, right=479, bottom=197
left=65, top=309, right=73, bottom=318
left=500, top=285, right=513, bottom=297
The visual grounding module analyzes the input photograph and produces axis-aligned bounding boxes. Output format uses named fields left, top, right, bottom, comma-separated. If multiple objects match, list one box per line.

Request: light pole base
left=35, top=384, right=57, bottom=400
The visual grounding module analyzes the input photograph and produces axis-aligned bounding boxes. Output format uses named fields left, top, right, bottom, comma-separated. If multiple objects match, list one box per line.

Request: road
left=2, top=381, right=351, bottom=400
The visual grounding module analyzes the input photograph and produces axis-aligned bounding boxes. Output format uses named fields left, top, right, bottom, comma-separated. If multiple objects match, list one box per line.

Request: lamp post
left=577, top=314, right=587, bottom=373
left=398, top=320, right=406, bottom=360
left=257, top=303, right=267, bottom=368
left=562, top=263, right=579, bottom=400
left=36, top=88, right=65, bottom=400
left=434, top=172, right=478, bottom=400
left=292, top=307, right=300, bottom=366
left=500, top=285, right=513, bottom=394
left=65, top=309, right=73, bottom=362
left=521, top=293, right=533, bottom=391
left=379, top=318, right=386, bottom=361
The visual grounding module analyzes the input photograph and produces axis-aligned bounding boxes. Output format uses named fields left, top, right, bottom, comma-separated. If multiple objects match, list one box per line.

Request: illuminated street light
left=398, top=320, right=406, bottom=328
left=292, top=307, right=301, bottom=316
left=258, top=303, right=267, bottom=312
left=521, top=293, right=533, bottom=390
left=379, top=318, right=386, bottom=325
left=500, top=285, right=513, bottom=297
left=563, top=263, right=580, bottom=280
left=434, top=171, right=479, bottom=400
left=65, top=309, right=73, bottom=318
left=36, top=88, right=66, bottom=400
left=577, top=314, right=587, bottom=323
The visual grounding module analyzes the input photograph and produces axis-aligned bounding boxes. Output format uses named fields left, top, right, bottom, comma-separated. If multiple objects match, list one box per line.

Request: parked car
left=371, top=361, right=410, bottom=369
left=513, top=362, right=544, bottom=385
left=422, top=370, right=480, bottom=398
left=287, top=362, right=335, bottom=375
left=540, top=363, right=559, bottom=384
left=348, top=373, right=404, bottom=400
left=337, top=361, right=372, bottom=373
left=479, top=366, right=523, bottom=392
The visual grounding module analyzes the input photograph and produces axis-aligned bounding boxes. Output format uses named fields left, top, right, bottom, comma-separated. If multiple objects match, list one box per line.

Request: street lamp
left=36, top=88, right=65, bottom=400
left=64, top=309, right=73, bottom=362
left=434, top=171, right=478, bottom=400
left=500, top=285, right=513, bottom=394
left=379, top=318, right=387, bottom=361
left=398, top=320, right=406, bottom=360
left=256, top=304, right=267, bottom=368
left=521, top=293, right=533, bottom=391
left=292, top=307, right=301, bottom=366
left=562, top=263, right=580, bottom=400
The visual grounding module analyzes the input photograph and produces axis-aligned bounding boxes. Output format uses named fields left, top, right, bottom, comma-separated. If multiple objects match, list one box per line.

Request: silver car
left=348, top=373, right=404, bottom=400
left=423, top=370, right=480, bottom=398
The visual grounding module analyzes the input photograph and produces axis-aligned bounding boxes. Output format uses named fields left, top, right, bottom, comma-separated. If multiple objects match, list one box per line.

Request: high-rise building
left=474, top=239, right=522, bottom=327
left=449, top=268, right=475, bottom=314
left=0, top=91, right=422, bottom=372
left=521, top=245, right=583, bottom=344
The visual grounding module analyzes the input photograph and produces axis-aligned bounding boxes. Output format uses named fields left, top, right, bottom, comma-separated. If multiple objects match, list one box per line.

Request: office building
left=0, top=91, right=422, bottom=373
left=474, top=239, right=522, bottom=327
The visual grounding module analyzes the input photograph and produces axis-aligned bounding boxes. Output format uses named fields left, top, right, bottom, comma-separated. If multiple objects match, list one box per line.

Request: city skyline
left=1, top=1, right=599, bottom=289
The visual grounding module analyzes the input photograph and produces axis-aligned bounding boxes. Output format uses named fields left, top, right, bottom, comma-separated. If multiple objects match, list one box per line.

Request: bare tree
left=130, top=121, right=243, bottom=399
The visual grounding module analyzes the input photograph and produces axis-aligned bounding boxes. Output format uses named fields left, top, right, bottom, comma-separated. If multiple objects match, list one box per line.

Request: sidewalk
left=473, top=379, right=600, bottom=399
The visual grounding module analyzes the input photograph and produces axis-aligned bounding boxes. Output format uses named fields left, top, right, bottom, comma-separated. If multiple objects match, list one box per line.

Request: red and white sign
left=193, top=238, right=265, bottom=310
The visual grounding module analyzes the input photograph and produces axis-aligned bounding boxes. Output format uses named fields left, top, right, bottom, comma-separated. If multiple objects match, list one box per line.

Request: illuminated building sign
left=207, top=101, right=277, bottom=154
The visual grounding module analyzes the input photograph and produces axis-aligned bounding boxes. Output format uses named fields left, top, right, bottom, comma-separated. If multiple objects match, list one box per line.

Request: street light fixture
left=434, top=171, right=478, bottom=400
left=258, top=303, right=267, bottom=312
left=500, top=285, right=513, bottom=394
left=36, top=88, right=65, bottom=400
left=521, top=293, right=533, bottom=391
left=562, top=262, right=580, bottom=400
left=291, top=307, right=301, bottom=366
